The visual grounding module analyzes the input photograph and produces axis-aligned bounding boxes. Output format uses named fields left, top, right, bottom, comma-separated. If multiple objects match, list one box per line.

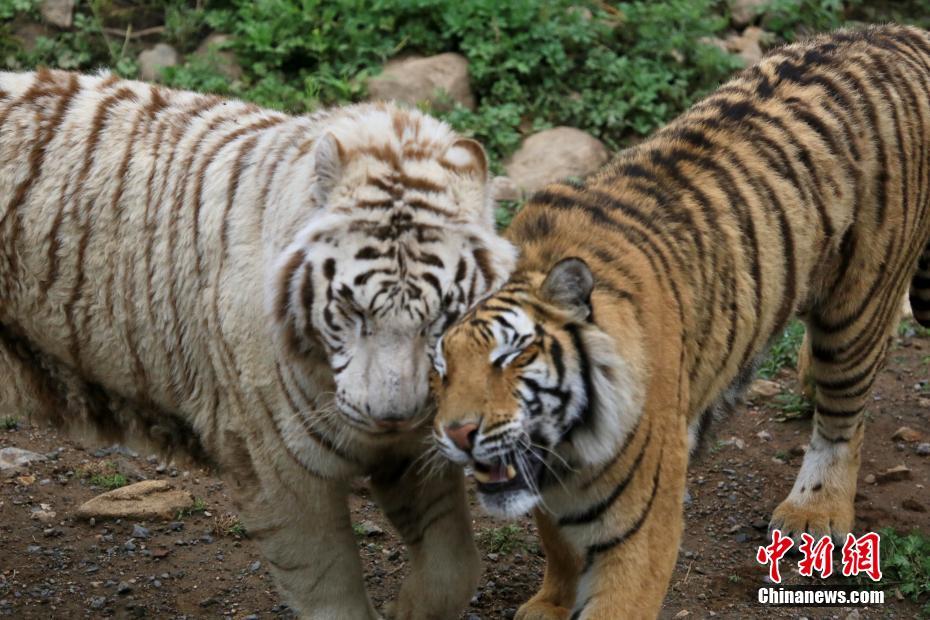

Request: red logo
left=841, top=532, right=882, bottom=582
left=798, top=533, right=834, bottom=578
left=756, top=529, right=794, bottom=583
left=757, top=530, right=882, bottom=583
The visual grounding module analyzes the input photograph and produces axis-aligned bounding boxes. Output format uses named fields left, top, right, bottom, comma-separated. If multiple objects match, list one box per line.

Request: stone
left=755, top=430, right=772, bottom=442
left=891, top=426, right=923, bottom=443
left=137, top=44, right=179, bottom=82
left=0, top=446, right=47, bottom=471
left=902, top=498, right=926, bottom=513
left=916, top=443, right=930, bottom=456
left=131, top=524, right=150, bottom=539
left=490, top=176, right=521, bottom=202
left=76, top=480, right=194, bottom=521
left=40, top=0, right=74, bottom=28
left=249, top=560, right=261, bottom=573
left=846, top=611, right=860, bottom=620
left=89, top=596, right=106, bottom=610
left=864, top=473, right=876, bottom=485
left=194, top=34, right=242, bottom=81
left=368, top=53, right=474, bottom=111
left=504, top=127, right=609, bottom=195
left=875, top=465, right=911, bottom=484
left=674, top=611, right=691, bottom=619
left=747, top=379, right=781, bottom=400
left=357, top=520, right=384, bottom=537
left=726, top=27, right=770, bottom=66
left=728, top=0, right=767, bottom=28
left=116, top=581, right=132, bottom=595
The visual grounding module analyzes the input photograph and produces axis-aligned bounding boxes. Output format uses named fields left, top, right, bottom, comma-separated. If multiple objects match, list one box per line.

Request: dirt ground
left=1, top=328, right=927, bottom=619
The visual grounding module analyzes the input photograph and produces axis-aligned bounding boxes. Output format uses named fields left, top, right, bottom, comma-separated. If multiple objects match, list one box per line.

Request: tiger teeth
left=506, top=465, right=517, bottom=480
left=473, top=469, right=491, bottom=484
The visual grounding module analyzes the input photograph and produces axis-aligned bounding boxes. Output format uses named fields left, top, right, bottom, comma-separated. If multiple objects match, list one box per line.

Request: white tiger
left=0, top=69, right=517, bottom=619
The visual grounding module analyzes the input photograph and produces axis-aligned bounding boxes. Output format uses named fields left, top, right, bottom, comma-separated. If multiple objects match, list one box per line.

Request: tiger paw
left=769, top=493, right=854, bottom=546
left=516, top=600, right=571, bottom=620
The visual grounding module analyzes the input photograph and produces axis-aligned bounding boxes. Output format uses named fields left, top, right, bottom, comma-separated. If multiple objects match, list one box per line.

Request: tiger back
left=430, top=25, right=930, bottom=619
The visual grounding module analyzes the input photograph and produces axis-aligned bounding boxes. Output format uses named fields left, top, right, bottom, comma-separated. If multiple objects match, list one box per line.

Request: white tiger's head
left=270, top=104, right=517, bottom=435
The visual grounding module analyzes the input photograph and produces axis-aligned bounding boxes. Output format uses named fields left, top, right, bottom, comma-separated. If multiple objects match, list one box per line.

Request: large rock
left=40, top=0, right=74, bottom=29
left=490, top=176, right=521, bottom=202
left=138, top=43, right=179, bottom=82
left=0, top=447, right=47, bottom=471
left=194, top=34, right=242, bottom=81
left=504, top=127, right=609, bottom=194
left=76, top=480, right=194, bottom=521
left=728, top=0, right=767, bottom=28
left=368, top=53, right=475, bottom=111
left=726, top=27, right=770, bottom=66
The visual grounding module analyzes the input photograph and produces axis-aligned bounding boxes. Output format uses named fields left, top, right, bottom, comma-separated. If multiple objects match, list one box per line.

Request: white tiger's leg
left=224, top=433, right=380, bottom=620
left=371, top=460, right=480, bottom=620
left=0, top=326, right=56, bottom=422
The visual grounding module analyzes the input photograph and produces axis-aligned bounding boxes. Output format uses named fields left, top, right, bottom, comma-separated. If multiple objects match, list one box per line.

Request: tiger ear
left=444, top=137, right=488, bottom=182
left=311, top=132, right=344, bottom=204
left=540, top=258, right=594, bottom=316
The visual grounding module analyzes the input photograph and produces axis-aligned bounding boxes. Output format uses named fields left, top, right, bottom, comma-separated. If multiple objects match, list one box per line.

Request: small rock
left=721, top=437, right=745, bottom=450
left=504, top=127, right=609, bottom=194
left=138, top=44, right=179, bottom=82
left=0, top=447, right=47, bottom=471
left=747, top=379, right=781, bottom=400
left=88, top=596, right=106, bottom=610
left=357, top=520, right=384, bottom=537
left=674, top=611, right=690, bottom=619
left=132, top=524, right=150, bottom=539
left=864, top=473, right=876, bottom=484
left=151, top=547, right=171, bottom=559
left=726, top=27, right=771, bottom=66
left=116, top=581, right=132, bottom=595
left=916, top=443, right=930, bottom=456
left=728, top=0, right=767, bottom=28
left=490, top=176, right=521, bottom=202
left=902, top=498, right=926, bottom=512
left=891, top=426, right=923, bottom=442
left=789, top=444, right=807, bottom=457
left=123, top=540, right=136, bottom=552
left=846, top=610, right=860, bottom=620
left=875, top=465, right=911, bottom=484
left=755, top=430, right=772, bottom=442
left=193, top=34, right=242, bottom=81
left=368, top=53, right=475, bottom=111
left=77, top=480, right=194, bottom=521
left=917, top=397, right=930, bottom=408
left=249, top=560, right=261, bottom=573
left=40, top=0, right=74, bottom=28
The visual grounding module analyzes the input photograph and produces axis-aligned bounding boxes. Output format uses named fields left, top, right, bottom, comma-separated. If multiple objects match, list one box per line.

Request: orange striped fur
left=432, top=25, right=930, bottom=619
left=0, top=69, right=517, bottom=618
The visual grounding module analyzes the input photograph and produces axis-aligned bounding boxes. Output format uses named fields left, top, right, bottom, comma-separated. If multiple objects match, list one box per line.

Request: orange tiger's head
left=432, top=258, right=643, bottom=517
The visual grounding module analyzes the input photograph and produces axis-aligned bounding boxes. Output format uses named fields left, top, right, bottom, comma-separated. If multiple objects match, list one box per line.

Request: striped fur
left=0, top=69, right=516, bottom=619
left=431, top=25, right=930, bottom=619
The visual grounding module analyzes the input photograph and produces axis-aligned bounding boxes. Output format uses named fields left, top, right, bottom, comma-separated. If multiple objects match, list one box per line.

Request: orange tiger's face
left=432, top=258, right=631, bottom=517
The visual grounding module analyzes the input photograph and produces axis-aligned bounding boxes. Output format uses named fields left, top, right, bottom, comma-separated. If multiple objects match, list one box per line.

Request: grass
left=212, top=513, right=247, bottom=538
left=78, top=461, right=128, bottom=489
left=88, top=472, right=128, bottom=490
left=757, top=320, right=806, bottom=379
left=772, top=391, right=814, bottom=420
left=880, top=528, right=930, bottom=616
left=479, top=523, right=526, bottom=555
left=177, top=497, right=208, bottom=519
left=1, top=416, right=19, bottom=430
left=900, top=318, right=930, bottom=339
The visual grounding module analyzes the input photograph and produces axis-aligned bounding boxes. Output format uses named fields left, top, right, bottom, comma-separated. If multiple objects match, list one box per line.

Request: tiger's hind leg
left=0, top=324, right=60, bottom=425
left=770, top=287, right=902, bottom=542
left=910, top=240, right=930, bottom=327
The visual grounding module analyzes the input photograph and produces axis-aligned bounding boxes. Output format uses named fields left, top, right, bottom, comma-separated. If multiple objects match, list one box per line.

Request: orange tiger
left=0, top=69, right=516, bottom=618
left=431, top=25, right=930, bottom=619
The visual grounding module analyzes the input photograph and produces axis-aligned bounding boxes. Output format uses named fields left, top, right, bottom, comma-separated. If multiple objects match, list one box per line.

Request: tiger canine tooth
left=473, top=469, right=491, bottom=484
left=506, top=464, right=517, bottom=480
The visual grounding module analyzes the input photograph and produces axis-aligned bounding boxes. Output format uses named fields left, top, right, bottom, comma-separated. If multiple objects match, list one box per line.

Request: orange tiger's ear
left=444, top=137, right=488, bottom=181
left=312, top=132, right=344, bottom=203
left=540, top=257, right=594, bottom=317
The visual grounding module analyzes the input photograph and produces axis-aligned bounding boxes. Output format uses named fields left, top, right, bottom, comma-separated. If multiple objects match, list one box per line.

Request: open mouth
left=470, top=455, right=544, bottom=494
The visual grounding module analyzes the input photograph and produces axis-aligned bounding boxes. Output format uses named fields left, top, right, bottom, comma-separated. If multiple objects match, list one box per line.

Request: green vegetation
left=88, top=471, right=128, bottom=490
left=177, top=497, right=208, bottom=519
left=772, top=391, right=814, bottom=420
left=758, top=320, right=806, bottom=379
left=479, top=523, right=526, bottom=555
left=881, top=528, right=930, bottom=615
left=1, top=416, right=19, bottom=430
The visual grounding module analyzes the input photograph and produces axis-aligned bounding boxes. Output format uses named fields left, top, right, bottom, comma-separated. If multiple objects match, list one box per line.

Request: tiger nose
left=445, top=422, right=479, bottom=453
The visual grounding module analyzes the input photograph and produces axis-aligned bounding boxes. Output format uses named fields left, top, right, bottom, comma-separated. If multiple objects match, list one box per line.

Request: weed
left=774, top=450, right=790, bottom=461
left=212, top=513, right=247, bottom=538
left=479, top=523, right=526, bottom=555
left=880, top=528, right=930, bottom=614
left=728, top=574, right=741, bottom=584
left=773, top=391, right=814, bottom=421
left=177, top=497, right=207, bottom=519
left=88, top=472, right=128, bottom=490
left=757, top=320, right=806, bottom=379
left=1, top=416, right=19, bottom=430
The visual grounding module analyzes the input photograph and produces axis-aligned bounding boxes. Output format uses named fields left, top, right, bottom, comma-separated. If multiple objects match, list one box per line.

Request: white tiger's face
left=271, top=109, right=516, bottom=435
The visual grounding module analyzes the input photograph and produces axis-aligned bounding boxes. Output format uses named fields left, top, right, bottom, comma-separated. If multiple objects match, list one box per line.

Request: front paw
left=516, top=600, right=571, bottom=620
left=769, top=494, right=854, bottom=546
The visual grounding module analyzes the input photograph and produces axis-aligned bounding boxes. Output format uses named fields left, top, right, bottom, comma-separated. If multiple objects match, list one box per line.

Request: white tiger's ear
left=540, top=257, right=594, bottom=316
left=311, top=132, right=344, bottom=204
left=444, top=137, right=488, bottom=182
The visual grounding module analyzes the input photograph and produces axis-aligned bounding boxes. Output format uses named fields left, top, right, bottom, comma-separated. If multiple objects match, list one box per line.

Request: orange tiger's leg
left=515, top=509, right=580, bottom=620
left=566, top=416, right=689, bottom=620
left=796, top=329, right=816, bottom=402
left=771, top=294, right=899, bottom=542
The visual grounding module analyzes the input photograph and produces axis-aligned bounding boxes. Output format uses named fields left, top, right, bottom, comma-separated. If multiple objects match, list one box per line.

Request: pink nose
left=445, top=423, right=478, bottom=452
